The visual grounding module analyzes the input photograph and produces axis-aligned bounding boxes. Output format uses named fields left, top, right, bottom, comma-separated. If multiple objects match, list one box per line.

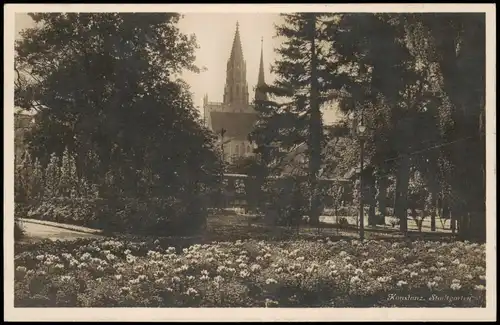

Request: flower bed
left=14, top=238, right=486, bottom=307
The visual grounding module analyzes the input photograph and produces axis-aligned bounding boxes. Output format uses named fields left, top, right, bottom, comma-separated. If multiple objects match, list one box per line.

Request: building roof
left=210, top=111, right=258, bottom=141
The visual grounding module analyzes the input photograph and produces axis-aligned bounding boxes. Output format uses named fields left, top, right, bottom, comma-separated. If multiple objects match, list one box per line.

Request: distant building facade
left=203, top=22, right=267, bottom=164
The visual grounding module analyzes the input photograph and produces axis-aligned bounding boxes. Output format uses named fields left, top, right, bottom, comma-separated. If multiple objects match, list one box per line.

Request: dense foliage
left=251, top=13, right=485, bottom=240
left=14, top=13, right=223, bottom=235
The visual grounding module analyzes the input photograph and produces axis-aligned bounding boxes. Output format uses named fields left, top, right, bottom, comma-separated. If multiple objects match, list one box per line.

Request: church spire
left=229, top=21, right=244, bottom=62
left=255, top=37, right=268, bottom=102
left=223, top=21, right=249, bottom=109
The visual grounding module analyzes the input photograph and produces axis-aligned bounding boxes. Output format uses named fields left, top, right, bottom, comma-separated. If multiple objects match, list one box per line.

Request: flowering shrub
left=14, top=238, right=486, bottom=307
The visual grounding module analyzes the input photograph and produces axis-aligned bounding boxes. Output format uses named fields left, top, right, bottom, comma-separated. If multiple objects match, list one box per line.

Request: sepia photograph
left=4, top=3, right=496, bottom=322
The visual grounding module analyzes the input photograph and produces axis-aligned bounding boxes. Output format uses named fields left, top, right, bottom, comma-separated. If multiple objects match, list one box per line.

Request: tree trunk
left=376, top=176, right=388, bottom=225
left=394, top=154, right=411, bottom=234
left=307, top=13, right=322, bottom=228
left=367, top=176, right=377, bottom=226
left=450, top=208, right=456, bottom=234
left=410, top=208, right=419, bottom=232
left=430, top=191, right=437, bottom=232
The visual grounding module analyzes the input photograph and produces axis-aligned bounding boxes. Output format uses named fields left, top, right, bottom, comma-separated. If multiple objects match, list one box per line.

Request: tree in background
left=15, top=13, right=222, bottom=235
left=15, top=13, right=222, bottom=200
left=324, top=13, right=485, bottom=240
left=252, top=13, right=346, bottom=227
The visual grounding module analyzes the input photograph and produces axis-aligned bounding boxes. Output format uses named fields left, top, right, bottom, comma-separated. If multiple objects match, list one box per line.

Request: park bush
left=16, top=148, right=210, bottom=237
left=14, top=238, right=486, bottom=307
left=25, top=196, right=208, bottom=237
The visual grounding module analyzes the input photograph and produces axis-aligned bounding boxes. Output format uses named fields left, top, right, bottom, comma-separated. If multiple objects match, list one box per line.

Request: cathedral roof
left=210, top=111, right=258, bottom=141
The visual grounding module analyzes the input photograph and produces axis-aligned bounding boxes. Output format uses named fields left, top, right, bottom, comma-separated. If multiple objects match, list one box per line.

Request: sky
left=14, top=13, right=339, bottom=123
left=15, top=13, right=281, bottom=108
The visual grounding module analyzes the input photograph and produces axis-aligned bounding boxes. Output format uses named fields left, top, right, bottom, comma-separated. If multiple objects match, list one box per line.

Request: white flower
left=427, top=281, right=438, bottom=290
left=294, top=273, right=303, bottom=279
left=436, top=261, right=444, bottom=267
left=129, top=278, right=140, bottom=285
left=329, top=270, right=338, bottom=277
left=36, top=255, right=45, bottom=261
left=16, top=266, right=27, bottom=273
left=114, top=274, right=122, bottom=280
left=200, top=275, right=210, bottom=281
left=354, top=268, right=364, bottom=275
left=339, top=251, right=347, bottom=257
left=296, top=256, right=305, bottom=262
left=186, top=287, right=198, bottom=296
left=77, top=262, right=88, bottom=269
left=433, top=276, right=443, bottom=282
left=377, top=276, right=390, bottom=283
left=458, top=263, right=468, bottom=269
left=450, top=283, right=462, bottom=291
left=239, top=270, right=250, bottom=278
left=172, top=276, right=181, bottom=283
left=475, top=266, right=485, bottom=272
left=420, top=268, right=429, bottom=274
left=401, top=269, right=410, bottom=275
left=410, top=272, right=419, bottom=278
left=250, top=264, right=262, bottom=272
left=362, top=259, right=374, bottom=267
left=276, top=267, right=283, bottom=273
left=479, top=275, right=486, bottom=281
left=465, top=274, right=474, bottom=280
left=474, top=284, right=486, bottom=291
left=344, top=264, right=355, bottom=271
left=214, top=275, right=224, bottom=283
left=397, top=280, right=408, bottom=287
left=187, top=275, right=195, bottom=281
left=239, top=263, right=247, bottom=269
left=120, top=286, right=131, bottom=294
left=350, top=276, right=361, bottom=284
left=439, top=267, right=447, bottom=272
left=428, top=249, right=436, bottom=253
left=452, top=279, right=461, bottom=284
left=452, top=258, right=460, bottom=265
left=55, top=263, right=65, bottom=270
left=138, top=274, right=146, bottom=282
left=265, top=278, right=277, bottom=285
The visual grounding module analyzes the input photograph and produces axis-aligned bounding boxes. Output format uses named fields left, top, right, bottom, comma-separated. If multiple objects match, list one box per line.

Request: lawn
left=14, top=235, right=486, bottom=307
